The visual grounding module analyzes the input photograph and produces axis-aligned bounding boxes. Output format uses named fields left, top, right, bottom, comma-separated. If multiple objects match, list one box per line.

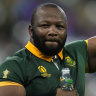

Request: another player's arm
left=87, top=36, right=96, bottom=72
left=0, top=85, right=26, bottom=96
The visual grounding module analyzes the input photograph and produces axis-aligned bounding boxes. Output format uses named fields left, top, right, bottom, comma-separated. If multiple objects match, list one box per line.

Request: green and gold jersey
left=0, top=40, right=88, bottom=96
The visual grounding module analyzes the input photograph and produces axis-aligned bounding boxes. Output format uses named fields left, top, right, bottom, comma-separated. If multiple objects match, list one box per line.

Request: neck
left=30, top=38, right=34, bottom=45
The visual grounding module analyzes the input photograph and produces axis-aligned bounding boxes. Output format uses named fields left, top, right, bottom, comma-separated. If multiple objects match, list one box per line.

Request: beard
left=32, top=31, right=67, bottom=56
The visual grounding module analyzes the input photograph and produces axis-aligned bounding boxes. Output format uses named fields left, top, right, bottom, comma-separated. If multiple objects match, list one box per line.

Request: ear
left=29, top=25, right=33, bottom=37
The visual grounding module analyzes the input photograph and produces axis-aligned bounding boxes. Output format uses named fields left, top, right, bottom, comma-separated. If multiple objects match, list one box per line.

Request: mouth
left=46, top=40, right=58, bottom=43
left=45, top=38, right=59, bottom=42
left=45, top=39, right=59, bottom=43
left=44, top=40, right=59, bottom=48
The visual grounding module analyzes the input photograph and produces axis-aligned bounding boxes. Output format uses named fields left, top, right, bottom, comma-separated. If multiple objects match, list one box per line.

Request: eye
left=39, top=24, right=49, bottom=28
left=56, top=25, right=65, bottom=30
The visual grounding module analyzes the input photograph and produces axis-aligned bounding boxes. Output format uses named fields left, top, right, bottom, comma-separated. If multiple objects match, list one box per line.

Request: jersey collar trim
left=25, top=41, right=63, bottom=62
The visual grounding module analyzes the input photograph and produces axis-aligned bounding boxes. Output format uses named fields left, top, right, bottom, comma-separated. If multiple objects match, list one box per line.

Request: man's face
left=30, top=6, right=67, bottom=56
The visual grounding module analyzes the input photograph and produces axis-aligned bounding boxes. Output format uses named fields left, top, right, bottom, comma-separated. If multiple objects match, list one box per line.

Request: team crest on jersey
left=38, top=65, right=51, bottom=77
left=3, top=69, right=10, bottom=78
left=65, top=56, right=76, bottom=67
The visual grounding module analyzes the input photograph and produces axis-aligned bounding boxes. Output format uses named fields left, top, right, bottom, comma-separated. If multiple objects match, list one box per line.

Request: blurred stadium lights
left=84, top=1, right=96, bottom=25
left=0, top=3, right=7, bottom=25
left=12, top=21, right=30, bottom=46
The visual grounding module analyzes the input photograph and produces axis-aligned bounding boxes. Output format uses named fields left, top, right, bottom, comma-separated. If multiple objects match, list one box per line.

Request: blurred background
left=0, top=0, right=96, bottom=95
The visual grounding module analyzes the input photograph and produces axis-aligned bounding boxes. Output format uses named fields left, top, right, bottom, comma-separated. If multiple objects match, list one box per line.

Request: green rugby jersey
left=0, top=40, right=88, bottom=96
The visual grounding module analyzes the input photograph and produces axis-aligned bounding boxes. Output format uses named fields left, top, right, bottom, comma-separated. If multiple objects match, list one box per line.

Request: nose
left=48, top=25, right=57, bottom=36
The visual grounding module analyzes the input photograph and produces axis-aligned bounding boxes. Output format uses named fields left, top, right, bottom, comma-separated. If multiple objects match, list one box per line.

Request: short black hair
left=31, top=3, right=67, bottom=26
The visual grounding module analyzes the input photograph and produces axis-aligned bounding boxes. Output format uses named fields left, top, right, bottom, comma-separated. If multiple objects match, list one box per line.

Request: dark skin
left=29, top=6, right=67, bottom=56
left=0, top=5, right=96, bottom=96
left=87, top=37, right=96, bottom=72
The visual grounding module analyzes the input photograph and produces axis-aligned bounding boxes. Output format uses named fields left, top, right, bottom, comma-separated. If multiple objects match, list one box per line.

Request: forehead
left=34, top=6, right=66, bottom=23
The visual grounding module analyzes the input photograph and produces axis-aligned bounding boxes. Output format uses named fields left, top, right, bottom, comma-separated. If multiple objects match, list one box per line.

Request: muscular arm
left=87, top=36, right=96, bottom=72
left=0, top=86, right=26, bottom=96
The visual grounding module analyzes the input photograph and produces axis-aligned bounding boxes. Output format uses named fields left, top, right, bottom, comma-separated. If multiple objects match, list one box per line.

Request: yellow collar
left=25, top=41, right=63, bottom=62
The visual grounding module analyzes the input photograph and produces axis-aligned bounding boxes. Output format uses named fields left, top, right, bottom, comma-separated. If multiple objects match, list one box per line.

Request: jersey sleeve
left=0, top=56, right=25, bottom=87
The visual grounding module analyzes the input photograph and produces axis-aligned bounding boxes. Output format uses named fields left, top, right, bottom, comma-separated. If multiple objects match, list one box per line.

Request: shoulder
left=0, top=48, right=28, bottom=67
left=64, top=40, right=88, bottom=59
left=65, top=40, right=87, bottom=52
left=65, top=40, right=86, bottom=48
left=0, top=48, right=29, bottom=78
